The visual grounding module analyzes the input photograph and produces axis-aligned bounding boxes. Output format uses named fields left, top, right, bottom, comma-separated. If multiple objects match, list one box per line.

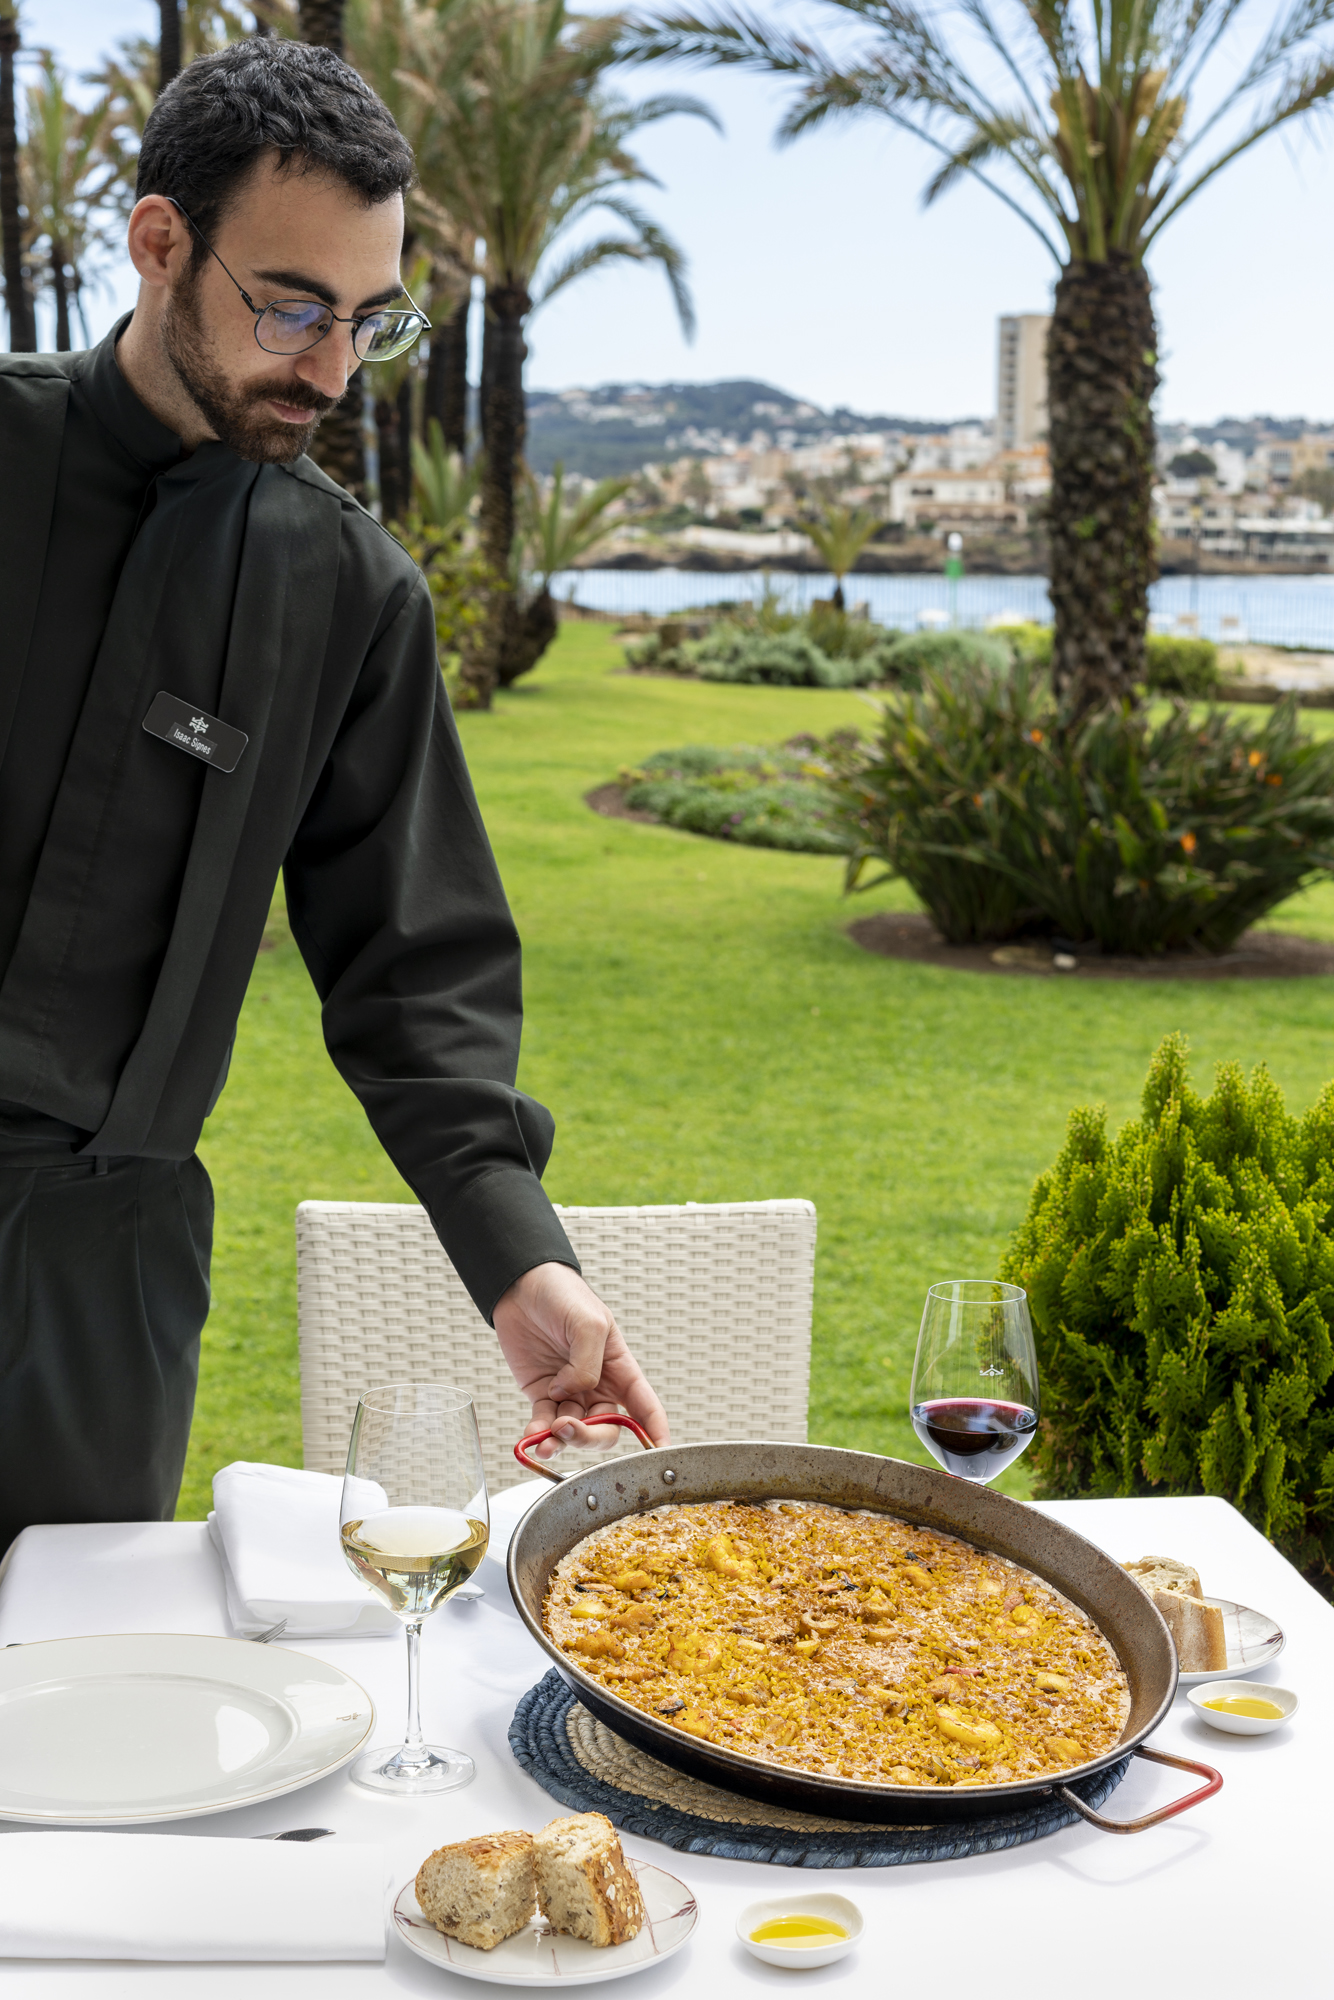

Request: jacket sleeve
left=282, top=572, right=578, bottom=1321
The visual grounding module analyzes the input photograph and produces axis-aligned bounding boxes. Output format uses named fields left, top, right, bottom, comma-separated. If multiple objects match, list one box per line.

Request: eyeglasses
left=167, top=198, right=430, bottom=362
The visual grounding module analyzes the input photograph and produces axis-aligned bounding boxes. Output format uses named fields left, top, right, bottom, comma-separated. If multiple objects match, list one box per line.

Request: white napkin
left=209, top=1461, right=399, bottom=1638
left=484, top=1477, right=549, bottom=1564
left=0, top=1833, right=387, bottom=1961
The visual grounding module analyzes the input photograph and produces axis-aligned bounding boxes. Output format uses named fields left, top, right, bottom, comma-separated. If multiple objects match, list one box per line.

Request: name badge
left=142, top=691, right=249, bottom=773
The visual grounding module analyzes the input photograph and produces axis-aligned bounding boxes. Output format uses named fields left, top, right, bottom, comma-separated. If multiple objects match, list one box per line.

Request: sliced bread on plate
left=415, top=1830, right=536, bottom=1951
left=535, top=1813, right=646, bottom=1946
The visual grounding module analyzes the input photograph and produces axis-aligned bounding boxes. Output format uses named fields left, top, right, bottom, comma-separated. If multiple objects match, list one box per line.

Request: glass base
left=349, top=1742, right=476, bottom=1795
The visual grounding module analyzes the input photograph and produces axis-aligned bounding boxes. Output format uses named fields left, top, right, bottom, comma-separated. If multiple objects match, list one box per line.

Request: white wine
left=341, top=1506, right=489, bottom=1619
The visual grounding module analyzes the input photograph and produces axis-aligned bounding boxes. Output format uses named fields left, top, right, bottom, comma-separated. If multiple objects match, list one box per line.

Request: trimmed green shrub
left=880, top=630, right=1013, bottom=682
left=1145, top=634, right=1221, bottom=698
left=991, top=623, right=1219, bottom=697
left=618, top=742, right=851, bottom=853
left=997, top=622, right=1054, bottom=671
left=696, top=627, right=886, bottom=689
left=1001, top=1035, right=1334, bottom=1586
left=827, top=655, right=1334, bottom=952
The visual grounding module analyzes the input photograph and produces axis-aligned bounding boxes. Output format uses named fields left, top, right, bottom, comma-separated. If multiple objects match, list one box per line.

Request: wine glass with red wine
left=909, top=1280, right=1039, bottom=1482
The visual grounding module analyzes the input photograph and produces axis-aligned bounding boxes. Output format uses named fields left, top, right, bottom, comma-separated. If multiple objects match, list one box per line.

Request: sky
left=28, top=0, right=1334, bottom=426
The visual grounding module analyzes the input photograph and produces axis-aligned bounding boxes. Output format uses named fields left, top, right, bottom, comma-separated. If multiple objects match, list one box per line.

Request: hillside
left=525, top=379, right=965, bottom=478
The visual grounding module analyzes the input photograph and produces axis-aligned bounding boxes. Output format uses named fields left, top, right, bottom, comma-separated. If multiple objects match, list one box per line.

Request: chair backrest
left=297, top=1198, right=816, bottom=1492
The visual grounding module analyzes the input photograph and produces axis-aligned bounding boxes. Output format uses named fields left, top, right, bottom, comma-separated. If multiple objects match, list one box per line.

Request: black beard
left=162, top=272, right=341, bottom=464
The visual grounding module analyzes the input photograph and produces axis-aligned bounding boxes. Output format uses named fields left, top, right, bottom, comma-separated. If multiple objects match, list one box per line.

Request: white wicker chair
left=297, top=1198, right=816, bottom=1492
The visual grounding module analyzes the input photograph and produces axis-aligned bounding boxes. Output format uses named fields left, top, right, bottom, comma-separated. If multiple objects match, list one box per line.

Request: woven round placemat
left=510, top=1671, right=1131, bottom=1868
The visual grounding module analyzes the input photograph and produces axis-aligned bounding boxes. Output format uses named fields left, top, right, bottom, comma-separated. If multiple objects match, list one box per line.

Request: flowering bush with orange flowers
left=826, top=656, right=1334, bottom=954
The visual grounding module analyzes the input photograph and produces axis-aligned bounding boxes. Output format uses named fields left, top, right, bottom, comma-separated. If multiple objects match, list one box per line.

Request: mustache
left=242, top=378, right=341, bottom=418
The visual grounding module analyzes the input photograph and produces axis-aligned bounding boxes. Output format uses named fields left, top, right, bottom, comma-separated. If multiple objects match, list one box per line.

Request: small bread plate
left=0, top=1634, right=374, bottom=1825
left=1187, top=1681, right=1299, bottom=1736
left=393, top=1860, right=697, bottom=1986
left=1177, top=1600, right=1285, bottom=1688
left=738, top=1894, right=863, bottom=1969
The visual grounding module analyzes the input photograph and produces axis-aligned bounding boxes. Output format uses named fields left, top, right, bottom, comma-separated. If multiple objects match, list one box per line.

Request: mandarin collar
left=79, top=314, right=185, bottom=474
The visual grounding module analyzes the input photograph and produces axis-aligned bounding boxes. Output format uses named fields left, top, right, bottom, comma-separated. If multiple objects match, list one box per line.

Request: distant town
left=529, top=314, right=1334, bottom=575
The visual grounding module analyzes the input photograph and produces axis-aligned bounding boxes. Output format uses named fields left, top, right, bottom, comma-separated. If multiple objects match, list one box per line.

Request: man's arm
left=285, top=569, right=667, bottom=1452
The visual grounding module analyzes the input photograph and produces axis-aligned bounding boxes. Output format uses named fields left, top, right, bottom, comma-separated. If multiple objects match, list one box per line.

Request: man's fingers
left=597, top=1350, right=671, bottom=1448
left=548, top=1313, right=615, bottom=1404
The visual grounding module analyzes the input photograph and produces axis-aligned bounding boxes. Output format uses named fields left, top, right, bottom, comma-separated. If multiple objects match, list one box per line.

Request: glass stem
left=401, top=1619, right=428, bottom=1767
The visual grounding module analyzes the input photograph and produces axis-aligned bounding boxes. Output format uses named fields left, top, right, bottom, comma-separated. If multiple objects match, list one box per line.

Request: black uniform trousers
left=0, top=1152, right=213, bottom=1554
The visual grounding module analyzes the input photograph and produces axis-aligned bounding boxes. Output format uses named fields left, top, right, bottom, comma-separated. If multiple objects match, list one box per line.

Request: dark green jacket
left=0, top=346, right=575, bottom=1320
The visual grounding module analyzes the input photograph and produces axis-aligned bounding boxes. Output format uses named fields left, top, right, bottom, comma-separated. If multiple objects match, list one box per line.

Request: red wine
left=911, top=1398, right=1038, bottom=1480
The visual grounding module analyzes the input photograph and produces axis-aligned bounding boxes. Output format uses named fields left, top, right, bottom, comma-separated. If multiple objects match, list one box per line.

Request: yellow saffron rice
left=543, top=1500, right=1130, bottom=1789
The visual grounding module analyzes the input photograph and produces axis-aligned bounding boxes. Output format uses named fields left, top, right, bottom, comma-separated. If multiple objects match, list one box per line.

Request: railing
left=550, top=568, right=1334, bottom=652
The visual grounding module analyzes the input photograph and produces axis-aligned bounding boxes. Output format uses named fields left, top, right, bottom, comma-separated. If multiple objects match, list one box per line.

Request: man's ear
left=127, top=196, right=192, bottom=289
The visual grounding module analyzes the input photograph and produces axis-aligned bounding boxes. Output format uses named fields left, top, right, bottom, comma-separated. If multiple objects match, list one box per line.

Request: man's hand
left=493, top=1262, right=669, bottom=1462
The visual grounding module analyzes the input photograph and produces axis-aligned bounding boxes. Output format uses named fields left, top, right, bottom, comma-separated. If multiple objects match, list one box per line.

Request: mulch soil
left=585, top=782, right=659, bottom=824
left=849, top=910, right=1334, bottom=981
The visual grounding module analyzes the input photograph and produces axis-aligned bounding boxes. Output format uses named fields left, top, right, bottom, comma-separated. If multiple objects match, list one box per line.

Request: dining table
left=0, top=1489, right=1327, bottom=1999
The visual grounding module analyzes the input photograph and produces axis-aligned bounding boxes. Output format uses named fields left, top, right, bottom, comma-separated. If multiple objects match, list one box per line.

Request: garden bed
left=849, top=909, right=1334, bottom=979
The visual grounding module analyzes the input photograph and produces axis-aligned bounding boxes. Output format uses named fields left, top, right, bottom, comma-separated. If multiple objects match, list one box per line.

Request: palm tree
left=804, top=499, right=881, bottom=610
left=412, top=415, right=478, bottom=528
left=623, top=1, right=1334, bottom=719
left=95, top=2, right=260, bottom=153
left=504, top=461, right=632, bottom=682
left=0, top=0, right=33, bottom=350
left=21, top=58, right=120, bottom=350
left=397, top=0, right=716, bottom=706
left=159, top=0, right=183, bottom=90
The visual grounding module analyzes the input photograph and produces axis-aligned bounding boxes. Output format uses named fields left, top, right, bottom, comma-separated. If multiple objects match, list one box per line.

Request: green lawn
left=181, top=627, right=1334, bottom=1518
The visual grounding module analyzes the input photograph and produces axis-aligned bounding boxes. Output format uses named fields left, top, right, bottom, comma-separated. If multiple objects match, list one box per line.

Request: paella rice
left=543, top=1500, right=1131, bottom=1789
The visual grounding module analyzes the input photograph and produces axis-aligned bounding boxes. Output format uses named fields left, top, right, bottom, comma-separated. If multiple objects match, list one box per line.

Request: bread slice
left=415, top=1831, right=536, bottom=1951
left=1155, top=1590, right=1228, bottom=1672
left=1123, top=1556, right=1203, bottom=1600
left=534, top=1813, right=645, bottom=1947
left=1124, top=1556, right=1227, bottom=1672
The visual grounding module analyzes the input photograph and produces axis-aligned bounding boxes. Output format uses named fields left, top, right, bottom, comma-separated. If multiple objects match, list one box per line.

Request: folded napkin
left=209, top=1461, right=399, bottom=1638
left=0, top=1833, right=387, bottom=1961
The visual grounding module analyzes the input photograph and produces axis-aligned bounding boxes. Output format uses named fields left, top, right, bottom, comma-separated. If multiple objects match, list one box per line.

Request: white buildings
left=997, top=315, right=1050, bottom=450
left=888, top=470, right=1025, bottom=534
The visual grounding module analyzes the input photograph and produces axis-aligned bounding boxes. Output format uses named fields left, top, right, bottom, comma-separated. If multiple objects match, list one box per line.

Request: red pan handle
left=514, top=1411, right=655, bottom=1484
left=1058, top=1745, right=1222, bottom=1834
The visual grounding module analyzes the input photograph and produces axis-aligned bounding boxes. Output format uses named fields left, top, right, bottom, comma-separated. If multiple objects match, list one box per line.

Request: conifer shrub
left=827, top=655, right=1334, bottom=952
left=1001, top=1036, right=1334, bottom=1586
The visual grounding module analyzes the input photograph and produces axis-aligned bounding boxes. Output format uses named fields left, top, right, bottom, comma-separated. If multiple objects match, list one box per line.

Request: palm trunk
left=457, top=284, right=528, bottom=709
left=51, top=241, right=70, bottom=350
left=374, top=380, right=414, bottom=524
left=297, top=0, right=367, bottom=499
left=495, top=587, right=558, bottom=688
left=158, top=0, right=182, bottom=90
left=1046, top=254, right=1159, bottom=719
left=832, top=580, right=846, bottom=611
left=424, top=293, right=469, bottom=456
left=297, top=0, right=345, bottom=48
left=0, top=10, right=33, bottom=353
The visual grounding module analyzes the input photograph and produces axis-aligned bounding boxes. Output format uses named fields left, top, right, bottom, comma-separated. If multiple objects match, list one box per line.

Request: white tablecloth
left=0, top=1494, right=1328, bottom=1998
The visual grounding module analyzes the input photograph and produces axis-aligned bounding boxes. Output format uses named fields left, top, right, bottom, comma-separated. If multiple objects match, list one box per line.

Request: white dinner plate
left=393, top=1860, right=697, bottom=1986
left=0, top=1633, right=374, bottom=1825
left=1176, top=1599, right=1285, bottom=1689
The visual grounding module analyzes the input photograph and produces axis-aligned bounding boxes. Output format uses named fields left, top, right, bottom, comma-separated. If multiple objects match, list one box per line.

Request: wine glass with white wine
left=340, top=1382, right=489, bottom=1794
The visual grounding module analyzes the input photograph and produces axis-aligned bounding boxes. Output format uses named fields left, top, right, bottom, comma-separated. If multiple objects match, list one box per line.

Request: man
left=0, top=39, right=666, bottom=1551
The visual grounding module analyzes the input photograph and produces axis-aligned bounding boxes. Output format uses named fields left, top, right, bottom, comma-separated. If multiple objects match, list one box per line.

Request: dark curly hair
left=136, top=40, right=415, bottom=264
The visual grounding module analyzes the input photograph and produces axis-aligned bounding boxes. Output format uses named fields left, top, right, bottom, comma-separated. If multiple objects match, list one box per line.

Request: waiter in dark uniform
left=0, top=38, right=667, bottom=1551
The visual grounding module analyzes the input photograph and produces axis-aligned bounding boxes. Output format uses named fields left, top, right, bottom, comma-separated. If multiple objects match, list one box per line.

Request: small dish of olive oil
left=737, top=1893, right=863, bottom=1968
left=1187, top=1679, right=1299, bottom=1736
